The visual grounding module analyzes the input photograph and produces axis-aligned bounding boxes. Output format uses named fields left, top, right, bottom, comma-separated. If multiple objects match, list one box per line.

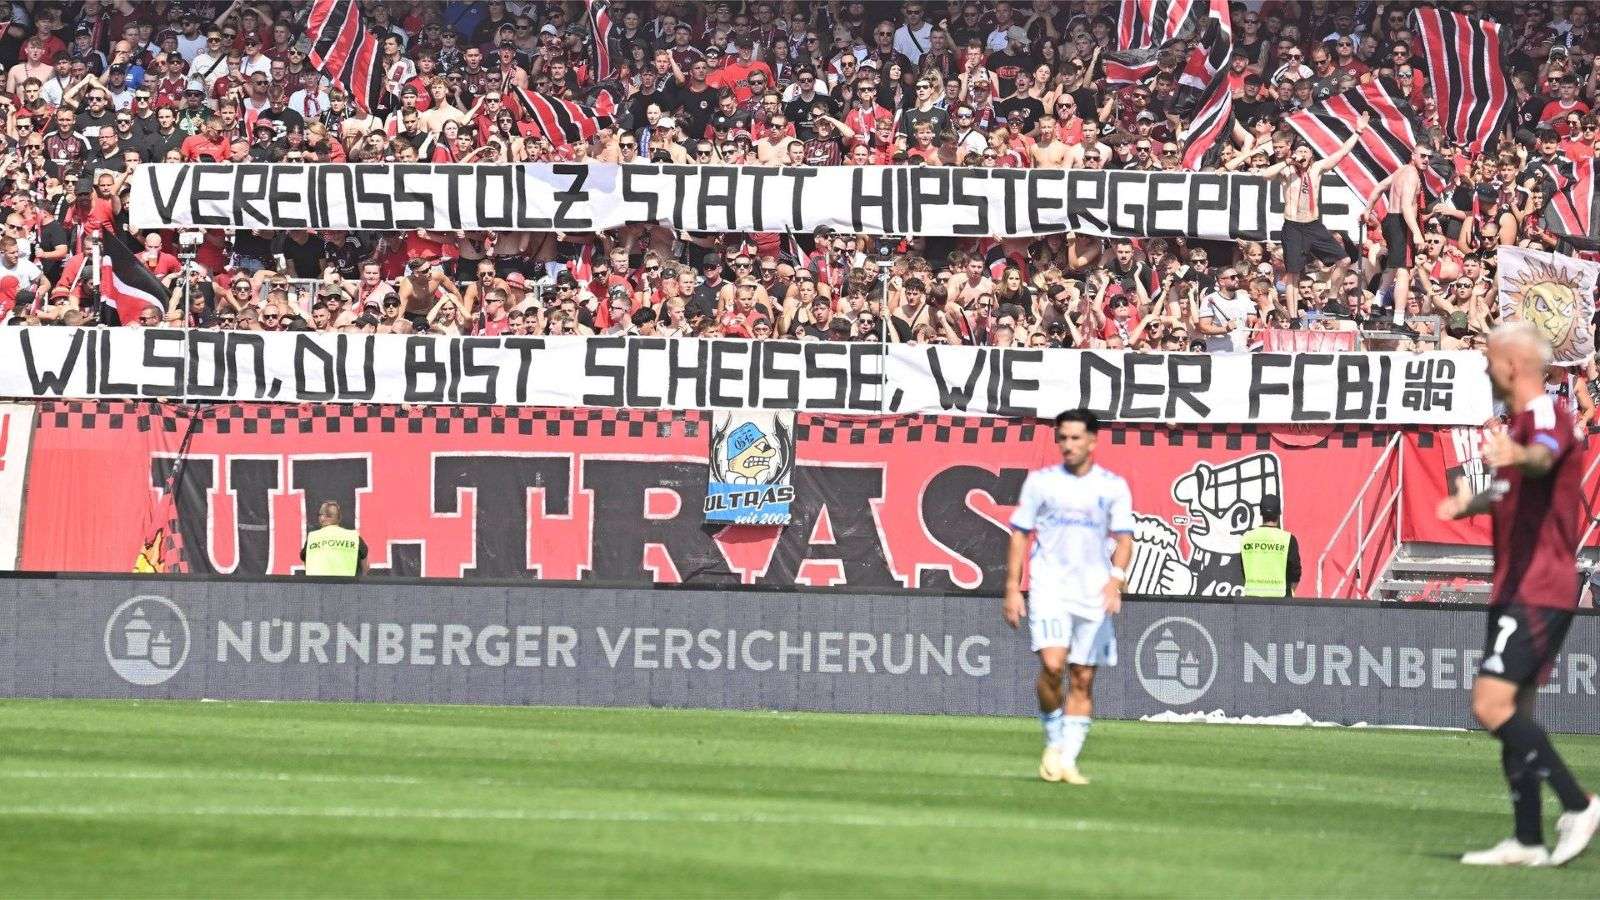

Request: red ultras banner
left=17, top=402, right=1395, bottom=597
left=1400, top=426, right=1600, bottom=548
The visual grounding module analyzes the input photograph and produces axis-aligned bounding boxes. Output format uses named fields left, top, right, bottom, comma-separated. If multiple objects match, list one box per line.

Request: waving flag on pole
left=1286, top=79, right=1448, bottom=216
left=587, top=0, right=614, bottom=80
left=100, top=236, right=168, bottom=327
left=1411, top=8, right=1508, bottom=154
left=306, top=0, right=386, bottom=113
left=1177, top=0, right=1231, bottom=170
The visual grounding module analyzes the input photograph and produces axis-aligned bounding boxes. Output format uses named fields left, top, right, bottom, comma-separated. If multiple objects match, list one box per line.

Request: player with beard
left=1262, top=112, right=1367, bottom=319
left=1437, top=322, right=1599, bottom=867
left=1004, top=409, right=1133, bottom=786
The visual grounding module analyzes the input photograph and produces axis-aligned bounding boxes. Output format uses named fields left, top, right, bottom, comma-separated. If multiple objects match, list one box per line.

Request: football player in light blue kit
left=1004, top=409, right=1134, bottom=784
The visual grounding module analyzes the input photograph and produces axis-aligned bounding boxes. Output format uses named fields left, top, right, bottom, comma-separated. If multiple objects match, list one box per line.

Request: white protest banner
left=1496, top=245, right=1599, bottom=365
left=0, top=330, right=885, bottom=411
left=0, top=329, right=1489, bottom=424
left=129, top=163, right=1364, bottom=241
left=881, top=344, right=1491, bottom=424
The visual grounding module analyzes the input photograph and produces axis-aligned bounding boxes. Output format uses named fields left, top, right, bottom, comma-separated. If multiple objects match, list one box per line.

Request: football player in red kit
left=1437, top=322, right=1599, bottom=867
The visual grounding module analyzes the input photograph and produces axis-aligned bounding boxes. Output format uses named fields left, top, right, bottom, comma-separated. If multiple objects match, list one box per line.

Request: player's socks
left=1039, top=708, right=1065, bottom=748
left=1060, top=715, right=1091, bottom=767
left=1498, top=741, right=1544, bottom=846
left=1497, top=712, right=1590, bottom=813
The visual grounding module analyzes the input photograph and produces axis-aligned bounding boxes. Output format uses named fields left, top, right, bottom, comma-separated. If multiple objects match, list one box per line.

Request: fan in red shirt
left=705, top=38, right=774, bottom=103
left=180, top=117, right=232, bottom=161
left=1436, top=322, right=1598, bottom=867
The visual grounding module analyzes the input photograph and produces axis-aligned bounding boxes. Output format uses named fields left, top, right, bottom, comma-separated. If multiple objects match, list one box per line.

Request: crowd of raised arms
left=0, top=2, right=1595, bottom=384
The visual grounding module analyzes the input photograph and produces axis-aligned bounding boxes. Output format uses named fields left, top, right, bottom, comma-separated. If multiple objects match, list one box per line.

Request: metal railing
left=1575, top=447, right=1600, bottom=574
left=1315, top=431, right=1404, bottom=599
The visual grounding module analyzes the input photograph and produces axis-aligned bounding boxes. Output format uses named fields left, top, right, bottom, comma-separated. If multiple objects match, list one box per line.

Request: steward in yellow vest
left=300, top=501, right=368, bottom=577
left=1240, top=494, right=1300, bottom=598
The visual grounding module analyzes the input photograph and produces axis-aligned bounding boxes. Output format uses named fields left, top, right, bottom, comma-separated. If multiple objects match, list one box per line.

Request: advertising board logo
left=1134, top=616, right=1218, bottom=705
left=104, top=596, right=190, bottom=685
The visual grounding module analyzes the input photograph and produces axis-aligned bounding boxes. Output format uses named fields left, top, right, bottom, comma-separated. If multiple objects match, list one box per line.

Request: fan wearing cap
left=148, top=53, right=189, bottom=106
left=68, top=21, right=108, bottom=75
left=684, top=252, right=728, bottom=321
left=707, top=92, right=751, bottom=143
left=239, top=32, right=272, bottom=82
left=1239, top=495, right=1300, bottom=598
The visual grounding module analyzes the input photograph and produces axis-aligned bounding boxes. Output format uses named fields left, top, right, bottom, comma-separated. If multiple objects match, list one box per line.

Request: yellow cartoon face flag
left=1497, top=247, right=1599, bottom=364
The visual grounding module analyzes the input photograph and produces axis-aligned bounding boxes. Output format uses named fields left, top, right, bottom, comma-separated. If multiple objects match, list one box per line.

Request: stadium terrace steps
left=1372, top=542, right=1494, bottom=603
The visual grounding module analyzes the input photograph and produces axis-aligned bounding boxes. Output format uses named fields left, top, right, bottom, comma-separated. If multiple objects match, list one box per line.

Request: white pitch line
left=0, top=802, right=1189, bottom=836
left=0, top=769, right=437, bottom=786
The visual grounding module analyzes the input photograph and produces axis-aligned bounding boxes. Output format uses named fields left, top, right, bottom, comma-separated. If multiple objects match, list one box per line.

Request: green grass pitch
left=0, top=700, right=1596, bottom=897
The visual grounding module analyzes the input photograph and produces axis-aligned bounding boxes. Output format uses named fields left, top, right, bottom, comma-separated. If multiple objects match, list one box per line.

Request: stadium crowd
left=0, top=0, right=1594, bottom=357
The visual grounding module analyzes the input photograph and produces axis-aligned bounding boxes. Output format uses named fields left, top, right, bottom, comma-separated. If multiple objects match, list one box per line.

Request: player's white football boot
left=1057, top=766, right=1090, bottom=786
left=1039, top=746, right=1065, bottom=782
left=1551, top=794, right=1600, bottom=866
left=1460, top=839, right=1550, bottom=867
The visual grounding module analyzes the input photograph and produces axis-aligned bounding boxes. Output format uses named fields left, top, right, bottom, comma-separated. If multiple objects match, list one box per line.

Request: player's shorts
left=1281, top=220, right=1348, bottom=274
left=1028, top=594, right=1116, bottom=666
left=1380, top=213, right=1415, bottom=271
left=1479, top=604, right=1575, bottom=687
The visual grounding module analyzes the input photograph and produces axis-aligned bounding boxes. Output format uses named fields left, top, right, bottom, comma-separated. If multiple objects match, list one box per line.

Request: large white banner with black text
left=881, top=344, right=1490, bottom=423
left=0, top=329, right=1488, bottom=424
left=130, top=163, right=1364, bottom=241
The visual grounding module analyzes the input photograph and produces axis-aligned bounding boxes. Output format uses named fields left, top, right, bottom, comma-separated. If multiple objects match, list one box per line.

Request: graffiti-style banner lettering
left=0, top=329, right=1490, bottom=424
left=15, top=401, right=1403, bottom=599
left=130, top=163, right=1365, bottom=240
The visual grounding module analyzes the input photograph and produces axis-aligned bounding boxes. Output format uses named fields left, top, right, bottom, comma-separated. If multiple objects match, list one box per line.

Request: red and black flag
left=306, top=0, right=386, bottom=113
left=587, top=0, right=614, bottom=80
left=1177, top=0, right=1231, bottom=170
left=1545, top=157, right=1600, bottom=251
left=1117, top=0, right=1199, bottom=50
left=1108, top=0, right=1200, bottom=85
left=1285, top=79, right=1448, bottom=216
left=100, top=236, right=168, bottom=327
left=1103, top=48, right=1162, bottom=86
left=1411, top=8, right=1508, bottom=154
left=509, top=87, right=612, bottom=145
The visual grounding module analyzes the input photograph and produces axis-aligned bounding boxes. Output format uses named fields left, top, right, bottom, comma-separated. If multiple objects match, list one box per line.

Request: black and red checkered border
left=35, top=401, right=707, bottom=439
left=30, top=400, right=1408, bottom=446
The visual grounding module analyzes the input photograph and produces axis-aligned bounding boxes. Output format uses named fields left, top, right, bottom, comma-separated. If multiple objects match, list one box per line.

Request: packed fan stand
left=1, top=0, right=1599, bottom=894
